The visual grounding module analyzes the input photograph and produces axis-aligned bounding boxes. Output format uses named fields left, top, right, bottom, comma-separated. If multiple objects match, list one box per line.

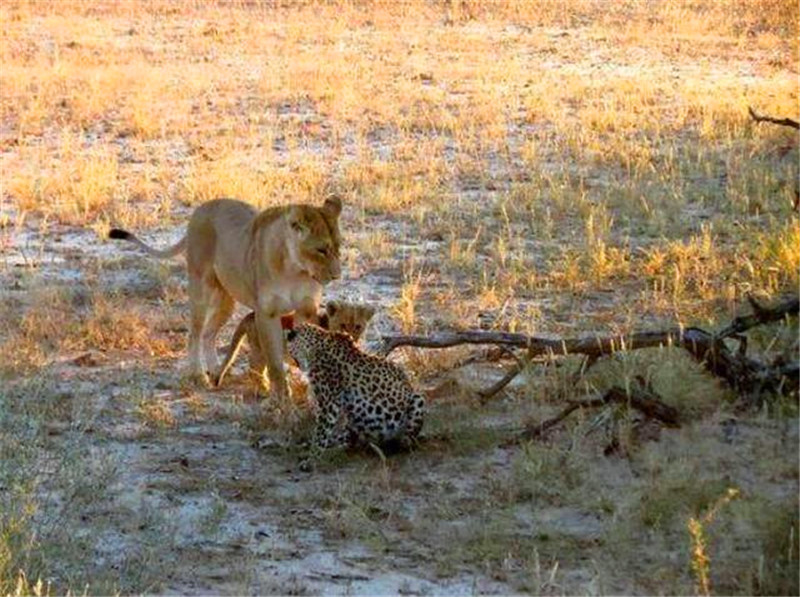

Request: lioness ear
left=280, top=313, right=295, bottom=330
left=322, top=195, right=342, bottom=218
left=288, top=207, right=308, bottom=234
left=326, top=301, right=339, bottom=316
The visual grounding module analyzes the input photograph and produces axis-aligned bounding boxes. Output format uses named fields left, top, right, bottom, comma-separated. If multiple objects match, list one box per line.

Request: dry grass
left=0, top=0, right=798, bottom=594
left=0, top=284, right=180, bottom=374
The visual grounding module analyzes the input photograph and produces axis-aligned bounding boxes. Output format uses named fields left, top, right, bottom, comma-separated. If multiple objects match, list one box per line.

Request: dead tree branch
left=382, top=295, right=799, bottom=402
left=477, top=362, right=524, bottom=403
left=379, top=328, right=686, bottom=358
left=516, top=385, right=680, bottom=443
left=748, top=106, right=800, bottom=130
left=716, top=295, right=799, bottom=339
left=680, top=296, right=799, bottom=400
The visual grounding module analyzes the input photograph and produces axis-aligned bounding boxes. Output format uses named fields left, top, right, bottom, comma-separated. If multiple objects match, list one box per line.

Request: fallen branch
left=382, top=294, right=799, bottom=401
left=475, top=349, right=598, bottom=404
left=516, top=385, right=680, bottom=443
left=748, top=106, right=800, bottom=130
left=453, top=346, right=518, bottom=369
left=477, top=362, right=523, bottom=403
left=680, top=294, right=799, bottom=399
left=716, top=295, right=799, bottom=339
left=379, top=328, right=686, bottom=358
left=307, top=571, right=372, bottom=583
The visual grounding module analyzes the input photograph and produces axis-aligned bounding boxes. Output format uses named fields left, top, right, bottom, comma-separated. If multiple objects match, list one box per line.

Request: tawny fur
left=109, top=196, right=343, bottom=398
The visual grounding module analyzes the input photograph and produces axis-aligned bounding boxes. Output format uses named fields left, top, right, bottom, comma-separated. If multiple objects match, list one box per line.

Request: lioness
left=213, top=300, right=376, bottom=388
left=109, top=197, right=342, bottom=399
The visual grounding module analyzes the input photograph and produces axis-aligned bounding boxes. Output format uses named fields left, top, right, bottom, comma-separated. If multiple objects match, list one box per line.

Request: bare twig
left=716, top=295, right=799, bottom=339
left=307, top=571, right=372, bottom=582
left=748, top=106, right=800, bottom=130
left=516, top=385, right=680, bottom=442
left=379, top=328, right=686, bottom=358
left=519, top=400, right=588, bottom=439
left=452, top=346, right=521, bottom=370
left=477, top=362, right=523, bottom=403
left=680, top=296, right=798, bottom=400
left=619, top=385, right=681, bottom=425
left=383, top=295, right=799, bottom=401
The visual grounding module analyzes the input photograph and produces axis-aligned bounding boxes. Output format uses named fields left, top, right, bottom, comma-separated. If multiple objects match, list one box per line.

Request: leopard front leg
left=313, top=399, right=348, bottom=450
left=405, top=392, right=426, bottom=444
left=300, top=395, right=348, bottom=470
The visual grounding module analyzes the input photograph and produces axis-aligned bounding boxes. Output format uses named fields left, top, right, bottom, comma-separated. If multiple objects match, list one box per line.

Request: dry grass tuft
left=1, top=0, right=798, bottom=594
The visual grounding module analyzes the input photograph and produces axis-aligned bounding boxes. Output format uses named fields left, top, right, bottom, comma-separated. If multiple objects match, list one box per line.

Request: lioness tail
left=109, top=228, right=187, bottom=259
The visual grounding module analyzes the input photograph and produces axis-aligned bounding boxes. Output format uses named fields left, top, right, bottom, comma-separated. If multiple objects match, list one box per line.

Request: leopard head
left=319, top=300, right=375, bottom=341
left=286, top=323, right=327, bottom=372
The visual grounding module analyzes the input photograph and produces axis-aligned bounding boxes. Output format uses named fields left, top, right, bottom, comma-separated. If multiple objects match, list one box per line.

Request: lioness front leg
left=255, top=311, right=289, bottom=400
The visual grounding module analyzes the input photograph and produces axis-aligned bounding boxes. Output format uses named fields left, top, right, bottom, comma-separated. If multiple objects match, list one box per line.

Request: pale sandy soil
left=1, top=3, right=798, bottom=594
left=2, top=214, right=797, bottom=595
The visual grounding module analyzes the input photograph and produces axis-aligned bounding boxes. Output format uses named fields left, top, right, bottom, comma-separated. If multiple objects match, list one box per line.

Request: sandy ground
left=2, top=211, right=797, bottom=595
left=1, top=5, right=797, bottom=592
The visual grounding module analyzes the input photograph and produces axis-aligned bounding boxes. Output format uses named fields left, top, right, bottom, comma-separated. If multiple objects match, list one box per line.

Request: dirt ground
left=2, top=213, right=798, bottom=596
left=1, top=2, right=798, bottom=595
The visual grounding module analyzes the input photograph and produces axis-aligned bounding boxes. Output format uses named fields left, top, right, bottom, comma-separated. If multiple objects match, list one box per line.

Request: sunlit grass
left=0, top=3, right=797, bottom=591
left=0, top=285, right=179, bottom=374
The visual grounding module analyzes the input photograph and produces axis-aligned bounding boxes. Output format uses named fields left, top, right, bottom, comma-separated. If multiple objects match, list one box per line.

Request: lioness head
left=286, top=196, right=342, bottom=283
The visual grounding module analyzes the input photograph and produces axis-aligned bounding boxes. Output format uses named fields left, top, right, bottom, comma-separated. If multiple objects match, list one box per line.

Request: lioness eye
left=317, top=247, right=328, bottom=256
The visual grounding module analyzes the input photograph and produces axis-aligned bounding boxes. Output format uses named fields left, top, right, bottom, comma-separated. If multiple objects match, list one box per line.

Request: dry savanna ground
left=1, top=1, right=798, bottom=595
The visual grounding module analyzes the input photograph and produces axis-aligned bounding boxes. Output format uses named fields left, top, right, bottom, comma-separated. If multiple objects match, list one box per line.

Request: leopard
left=285, top=323, right=425, bottom=465
left=213, top=300, right=376, bottom=388
left=317, top=300, right=376, bottom=343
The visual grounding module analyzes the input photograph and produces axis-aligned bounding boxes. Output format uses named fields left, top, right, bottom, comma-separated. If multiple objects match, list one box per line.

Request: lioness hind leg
left=245, top=319, right=270, bottom=391
left=202, top=287, right=234, bottom=374
left=186, top=221, right=217, bottom=386
left=187, top=279, right=210, bottom=384
left=187, top=265, right=232, bottom=385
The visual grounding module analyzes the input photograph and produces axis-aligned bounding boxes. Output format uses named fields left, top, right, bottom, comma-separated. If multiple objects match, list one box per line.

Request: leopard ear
left=280, top=313, right=295, bottom=330
left=322, top=195, right=342, bottom=219
left=325, top=301, right=340, bottom=316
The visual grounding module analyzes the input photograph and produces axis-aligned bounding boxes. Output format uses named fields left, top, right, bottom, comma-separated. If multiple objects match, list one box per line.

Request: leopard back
left=287, top=323, right=425, bottom=453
